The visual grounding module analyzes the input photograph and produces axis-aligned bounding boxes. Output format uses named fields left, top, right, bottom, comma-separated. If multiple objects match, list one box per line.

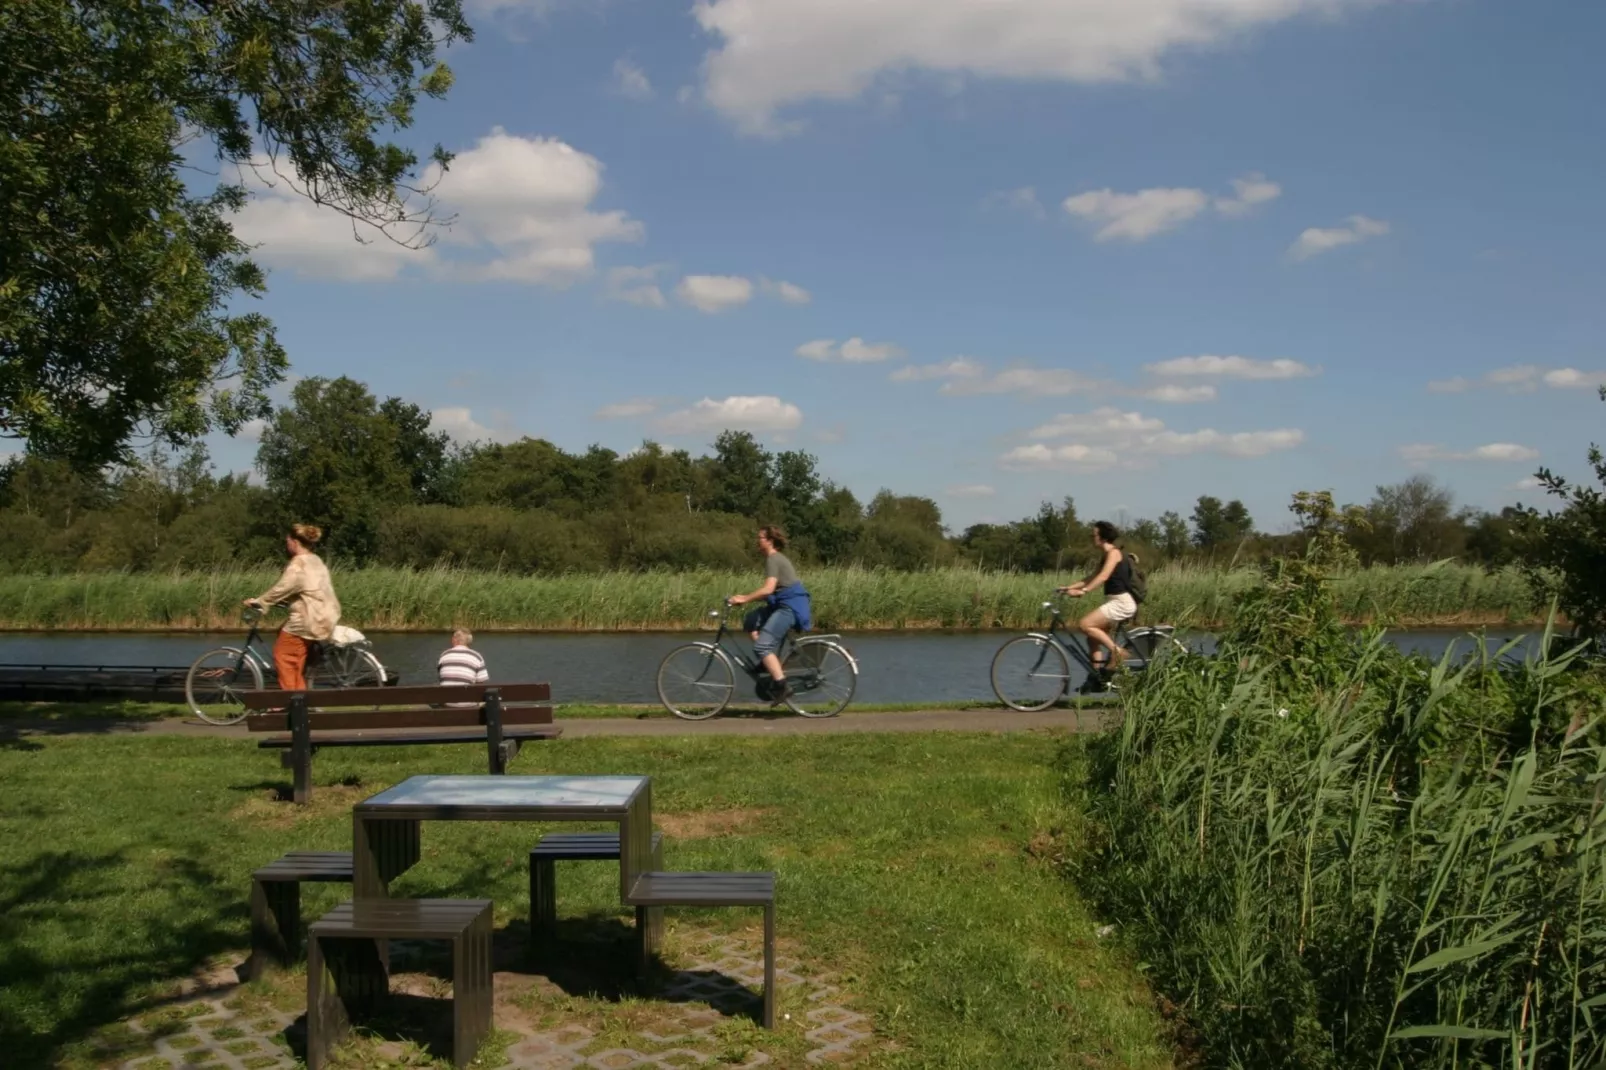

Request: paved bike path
left=2, top=707, right=1118, bottom=740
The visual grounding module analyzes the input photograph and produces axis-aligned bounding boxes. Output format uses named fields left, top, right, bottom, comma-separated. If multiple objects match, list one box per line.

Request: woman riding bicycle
left=243, top=523, right=341, bottom=692
left=1057, top=520, right=1136, bottom=692
left=728, top=524, right=812, bottom=702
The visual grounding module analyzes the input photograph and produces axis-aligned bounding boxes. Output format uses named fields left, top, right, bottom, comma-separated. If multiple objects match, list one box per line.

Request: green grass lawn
left=0, top=727, right=1172, bottom=1069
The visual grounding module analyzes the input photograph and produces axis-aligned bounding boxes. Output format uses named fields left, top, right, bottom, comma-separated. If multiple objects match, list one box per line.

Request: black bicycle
left=184, top=607, right=387, bottom=725
left=656, top=601, right=859, bottom=719
left=990, top=595, right=1187, bottom=711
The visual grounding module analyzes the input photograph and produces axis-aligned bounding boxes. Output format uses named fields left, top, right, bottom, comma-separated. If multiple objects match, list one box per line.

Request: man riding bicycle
left=1057, top=520, right=1136, bottom=693
left=728, top=524, right=812, bottom=703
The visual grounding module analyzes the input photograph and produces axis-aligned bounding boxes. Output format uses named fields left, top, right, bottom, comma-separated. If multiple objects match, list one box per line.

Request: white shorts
left=1099, top=593, right=1137, bottom=623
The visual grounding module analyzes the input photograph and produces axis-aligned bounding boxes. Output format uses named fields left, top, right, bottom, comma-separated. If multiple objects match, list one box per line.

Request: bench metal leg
left=308, top=935, right=386, bottom=1070
left=763, top=902, right=776, bottom=1029
left=249, top=878, right=299, bottom=980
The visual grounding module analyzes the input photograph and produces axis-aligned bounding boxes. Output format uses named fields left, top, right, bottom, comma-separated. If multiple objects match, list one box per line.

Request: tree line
left=0, top=375, right=1534, bottom=576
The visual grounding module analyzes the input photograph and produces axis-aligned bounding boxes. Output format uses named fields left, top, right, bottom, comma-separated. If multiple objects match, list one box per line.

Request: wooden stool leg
left=453, top=909, right=493, bottom=1067
left=250, top=879, right=299, bottom=979
left=307, top=933, right=348, bottom=1070
left=529, top=856, right=556, bottom=953
left=762, top=903, right=776, bottom=1029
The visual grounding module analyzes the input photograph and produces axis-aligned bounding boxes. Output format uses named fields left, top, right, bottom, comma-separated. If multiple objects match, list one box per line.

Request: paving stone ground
left=101, top=926, right=875, bottom=1069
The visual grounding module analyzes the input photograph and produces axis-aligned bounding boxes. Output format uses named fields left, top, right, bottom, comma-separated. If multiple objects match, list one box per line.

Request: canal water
left=0, top=629, right=1539, bottom=705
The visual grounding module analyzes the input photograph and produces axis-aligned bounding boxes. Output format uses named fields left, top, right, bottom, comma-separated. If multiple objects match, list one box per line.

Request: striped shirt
left=438, top=646, right=489, bottom=687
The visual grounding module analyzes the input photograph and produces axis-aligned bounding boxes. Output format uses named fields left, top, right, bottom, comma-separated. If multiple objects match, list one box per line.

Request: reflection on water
left=0, top=628, right=1539, bottom=705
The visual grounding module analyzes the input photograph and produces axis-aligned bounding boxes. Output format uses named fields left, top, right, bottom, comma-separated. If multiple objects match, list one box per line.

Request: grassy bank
left=0, top=562, right=1535, bottom=632
left=0, top=730, right=1172, bottom=1068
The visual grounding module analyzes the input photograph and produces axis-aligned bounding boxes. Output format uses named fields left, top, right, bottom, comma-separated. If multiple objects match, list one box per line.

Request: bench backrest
left=241, top=682, right=552, bottom=733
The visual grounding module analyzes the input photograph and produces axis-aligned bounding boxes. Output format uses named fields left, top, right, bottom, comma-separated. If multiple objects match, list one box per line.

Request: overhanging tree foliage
left=1516, top=386, right=1606, bottom=639
left=0, top=0, right=469, bottom=466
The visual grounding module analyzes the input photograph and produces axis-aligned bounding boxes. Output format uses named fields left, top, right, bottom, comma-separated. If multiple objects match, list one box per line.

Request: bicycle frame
left=1030, top=599, right=1157, bottom=674
left=702, top=604, right=801, bottom=678
left=230, top=611, right=278, bottom=682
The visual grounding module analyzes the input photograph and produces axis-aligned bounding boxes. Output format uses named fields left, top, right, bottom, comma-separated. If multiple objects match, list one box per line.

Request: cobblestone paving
left=109, top=931, right=874, bottom=1069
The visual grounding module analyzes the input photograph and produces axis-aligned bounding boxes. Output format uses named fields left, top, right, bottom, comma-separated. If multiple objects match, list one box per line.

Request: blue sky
left=215, top=0, right=1606, bottom=533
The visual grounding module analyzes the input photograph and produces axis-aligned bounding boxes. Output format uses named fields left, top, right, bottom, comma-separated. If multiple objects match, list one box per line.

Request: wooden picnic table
left=350, top=774, right=656, bottom=904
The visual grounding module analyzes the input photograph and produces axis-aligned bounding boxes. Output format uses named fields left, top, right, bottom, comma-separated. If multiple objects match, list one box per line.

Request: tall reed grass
left=0, top=562, right=1535, bottom=632
left=1068, top=579, right=1604, bottom=1067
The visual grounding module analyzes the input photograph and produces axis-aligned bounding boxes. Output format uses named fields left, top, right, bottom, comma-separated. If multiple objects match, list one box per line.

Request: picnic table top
left=356, top=774, right=649, bottom=815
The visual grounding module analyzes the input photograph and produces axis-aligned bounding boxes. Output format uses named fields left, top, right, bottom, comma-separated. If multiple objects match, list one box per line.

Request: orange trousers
left=274, top=630, right=314, bottom=691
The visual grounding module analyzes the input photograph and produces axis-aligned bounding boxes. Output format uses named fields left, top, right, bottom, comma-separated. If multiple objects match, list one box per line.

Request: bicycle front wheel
left=186, top=647, right=263, bottom=725
left=782, top=639, right=858, bottom=718
left=991, top=636, right=1070, bottom=712
left=657, top=643, right=735, bottom=720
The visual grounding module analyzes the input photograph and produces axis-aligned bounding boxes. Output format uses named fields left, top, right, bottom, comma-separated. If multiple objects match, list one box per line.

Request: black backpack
left=1126, top=552, right=1148, bottom=604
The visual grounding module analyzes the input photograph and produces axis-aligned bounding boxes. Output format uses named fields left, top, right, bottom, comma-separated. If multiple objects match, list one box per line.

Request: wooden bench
left=307, top=898, right=493, bottom=1070
left=528, top=831, right=665, bottom=955
left=242, top=684, right=561, bottom=804
left=249, top=851, right=356, bottom=980
left=626, top=872, right=777, bottom=1027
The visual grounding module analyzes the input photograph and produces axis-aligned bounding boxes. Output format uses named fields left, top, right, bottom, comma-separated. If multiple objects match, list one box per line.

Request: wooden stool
left=307, top=899, right=493, bottom=1069
left=249, top=851, right=354, bottom=979
left=528, top=830, right=665, bottom=955
left=626, top=872, right=776, bottom=1027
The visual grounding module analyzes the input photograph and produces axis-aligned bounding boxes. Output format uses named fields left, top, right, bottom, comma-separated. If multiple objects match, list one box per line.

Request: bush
left=1070, top=537, right=1606, bottom=1068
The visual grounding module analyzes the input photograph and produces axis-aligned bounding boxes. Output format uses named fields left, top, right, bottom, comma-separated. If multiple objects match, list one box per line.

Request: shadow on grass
left=0, top=848, right=249, bottom=1068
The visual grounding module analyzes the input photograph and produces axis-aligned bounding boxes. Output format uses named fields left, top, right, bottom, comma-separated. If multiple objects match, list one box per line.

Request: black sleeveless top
left=1103, top=552, right=1133, bottom=597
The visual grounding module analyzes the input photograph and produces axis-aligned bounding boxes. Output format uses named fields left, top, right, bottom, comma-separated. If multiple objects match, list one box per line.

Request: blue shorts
left=743, top=603, right=797, bottom=658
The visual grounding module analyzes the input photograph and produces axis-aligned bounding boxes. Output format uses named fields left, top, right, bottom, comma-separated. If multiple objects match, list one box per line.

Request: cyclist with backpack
left=1057, top=520, right=1145, bottom=692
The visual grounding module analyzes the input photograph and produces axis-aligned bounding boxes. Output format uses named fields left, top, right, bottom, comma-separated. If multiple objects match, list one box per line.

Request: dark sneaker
left=770, top=680, right=793, bottom=704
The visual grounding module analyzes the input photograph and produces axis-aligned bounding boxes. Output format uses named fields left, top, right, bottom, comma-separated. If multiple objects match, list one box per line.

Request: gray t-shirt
left=764, top=552, right=800, bottom=589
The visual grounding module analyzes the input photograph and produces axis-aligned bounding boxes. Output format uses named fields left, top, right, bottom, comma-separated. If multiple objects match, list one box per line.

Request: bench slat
left=532, top=830, right=662, bottom=861
left=241, top=682, right=550, bottom=711
left=246, top=703, right=553, bottom=733
left=257, top=725, right=561, bottom=748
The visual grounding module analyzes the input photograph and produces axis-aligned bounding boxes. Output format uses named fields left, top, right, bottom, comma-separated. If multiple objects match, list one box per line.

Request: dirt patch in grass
left=656, top=808, right=775, bottom=839
left=229, top=782, right=369, bottom=829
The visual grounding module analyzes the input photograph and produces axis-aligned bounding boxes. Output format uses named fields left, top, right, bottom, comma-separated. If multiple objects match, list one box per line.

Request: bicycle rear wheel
left=1118, top=628, right=1189, bottom=671
left=782, top=639, right=858, bottom=718
left=185, top=648, right=263, bottom=725
left=311, top=646, right=386, bottom=689
left=991, top=636, right=1070, bottom=711
left=657, top=643, right=735, bottom=720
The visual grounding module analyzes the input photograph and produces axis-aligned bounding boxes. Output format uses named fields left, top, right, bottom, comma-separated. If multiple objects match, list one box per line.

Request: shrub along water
left=0, top=561, right=1534, bottom=632
left=1067, top=539, right=1605, bottom=1068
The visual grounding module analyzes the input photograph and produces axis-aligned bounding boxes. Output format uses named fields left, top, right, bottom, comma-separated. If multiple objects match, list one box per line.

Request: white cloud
left=430, top=406, right=519, bottom=443
left=1399, top=442, right=1540, bottom=463
left=945, top=484, right=996, bottom=498
left=676, top=274, right=755, bottom=313
left=983, top=187, right=1047, bottom=220
left=760, top=278, right=812, bottom=304
left=614, top=58, right=653, bottom=99
left=1145, top=355, right=1319, bottom=380
left=1001, top=443, right=1123, bottom=471
left=797, top=337, right=905, bottom=363
left=1512, top=475, right=1543, bottom=490
left=594, top=399, right=659, bottom=419
left=1289, top=214, right=1390, bottom=261
left=889, top=358, right=985, bottom=382
left=693, top=0, right=1390, bottom=135
left=234, top=128, right=645, bottom=286
left=656, top=395, right=804, bottom=434
left=1061, top=173, right=1281, bottom=242
left=605, top=264, right=669, bottom=308
left=943, top=365, right=1104, bottom=397
left=238, top=418, right=269, bottom=442
left=1134, top=383, right=1218, bottom=404
left=1029, top=407, right=1165, bottom=440
left=1001, top=406, right=1302, bottom=470
left=1213, top=172, right=1283, bottom=217
left=1429, top=365, right=1605, bottom=394
left=1542, top=367, right=1603, bottom=390
left=1062, top=187, right=1210, bottom=242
